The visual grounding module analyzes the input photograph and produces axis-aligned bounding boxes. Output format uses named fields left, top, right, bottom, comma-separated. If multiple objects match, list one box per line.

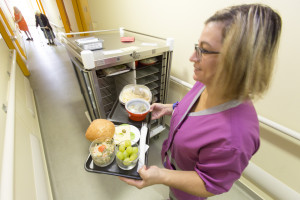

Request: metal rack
left=61, top=28, right=173, bottom=137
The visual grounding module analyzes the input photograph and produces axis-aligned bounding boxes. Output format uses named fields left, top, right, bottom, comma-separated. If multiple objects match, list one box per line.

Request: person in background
left=119, top=4, right=282, bottom=200
left=13, top=6, right=33, bottom=41
left=35, top=11, right=55, bottom=45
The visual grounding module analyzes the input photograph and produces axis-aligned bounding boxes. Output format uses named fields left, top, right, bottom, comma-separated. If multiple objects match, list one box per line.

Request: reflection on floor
left=25, top=27, right=258, bottom=200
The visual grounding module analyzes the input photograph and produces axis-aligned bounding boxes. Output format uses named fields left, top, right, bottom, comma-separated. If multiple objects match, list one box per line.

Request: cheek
left=203, top=60, right=219, bottom=81
left=208, top=58, right=219, bottom=72
left=192, top=57, right=219, bottom=82
left=210, top=63, right=218, bottom=76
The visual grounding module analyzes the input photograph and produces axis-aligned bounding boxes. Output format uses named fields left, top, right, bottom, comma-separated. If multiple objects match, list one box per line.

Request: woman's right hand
left=119, top=165, right=163, bottom=189
left=149, top=103, right=173, bottom=120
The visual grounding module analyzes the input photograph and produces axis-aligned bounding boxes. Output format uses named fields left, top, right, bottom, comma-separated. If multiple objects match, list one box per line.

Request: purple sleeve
left=195, top=147, right=250, bottom=195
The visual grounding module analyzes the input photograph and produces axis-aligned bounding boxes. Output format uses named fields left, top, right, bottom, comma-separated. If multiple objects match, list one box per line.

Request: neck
left=192, top=86, right=231, bottom=112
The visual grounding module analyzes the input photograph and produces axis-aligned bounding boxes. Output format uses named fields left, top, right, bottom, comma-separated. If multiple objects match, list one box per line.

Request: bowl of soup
left=125, top=99, right=150, bottom=121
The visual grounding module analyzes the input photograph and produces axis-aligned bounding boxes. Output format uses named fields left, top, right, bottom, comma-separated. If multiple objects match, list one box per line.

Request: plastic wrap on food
left=119, top=84, right=152, bottom=104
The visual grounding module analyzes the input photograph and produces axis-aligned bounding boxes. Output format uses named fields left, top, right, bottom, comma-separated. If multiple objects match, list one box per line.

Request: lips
left=194, top=64, right=201, bottom=71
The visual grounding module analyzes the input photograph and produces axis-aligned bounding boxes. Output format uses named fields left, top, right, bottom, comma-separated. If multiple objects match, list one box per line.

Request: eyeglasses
left=194, top=44, right=220, bottom=62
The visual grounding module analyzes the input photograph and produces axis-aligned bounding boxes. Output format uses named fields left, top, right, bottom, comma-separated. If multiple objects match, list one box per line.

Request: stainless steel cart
left=61, top=28, right=173, bottom=138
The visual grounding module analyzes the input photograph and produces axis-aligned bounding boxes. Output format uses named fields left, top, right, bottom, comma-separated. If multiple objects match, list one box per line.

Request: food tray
left=85, top=119, right=150, bottom=180
left=139, top=57, right=158, bottom=66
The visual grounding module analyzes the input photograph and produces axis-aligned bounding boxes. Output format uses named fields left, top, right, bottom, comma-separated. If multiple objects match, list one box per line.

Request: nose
left=190, top=51, right=199, bottom=62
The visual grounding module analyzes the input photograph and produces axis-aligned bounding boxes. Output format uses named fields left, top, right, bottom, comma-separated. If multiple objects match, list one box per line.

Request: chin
left=193, top=74, right=200, bottom=82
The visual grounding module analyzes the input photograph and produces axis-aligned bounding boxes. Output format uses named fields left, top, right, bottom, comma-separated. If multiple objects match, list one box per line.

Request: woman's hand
left=149, top=103, right=173, bottom=120
left=118, top=165, right=163, bottom=189
left=119, top=165, right=214, bottom=197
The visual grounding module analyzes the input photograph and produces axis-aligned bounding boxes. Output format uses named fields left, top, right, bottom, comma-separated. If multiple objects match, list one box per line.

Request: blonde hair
left=206, top=4, right=282, bottom=100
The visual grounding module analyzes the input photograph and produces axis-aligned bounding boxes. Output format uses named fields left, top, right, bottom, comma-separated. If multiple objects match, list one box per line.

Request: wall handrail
left=243, top=162, right=300, bottom=199
left=62, top=29, right=119, bottom=36
left=258, top=115, right=300, bottom=141
left=0, top=50, right=16, bottom=200
left=170, top=75, right=300, bottom=141
left=0, top=11, right=26, bottom=62
left=49, top=21, right=64, bottom=29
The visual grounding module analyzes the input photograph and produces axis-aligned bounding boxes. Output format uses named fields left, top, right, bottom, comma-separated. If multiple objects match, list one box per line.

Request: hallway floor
left=25, top=27, right=259, bottom=200
left=26, top=27, right=170, bottom=200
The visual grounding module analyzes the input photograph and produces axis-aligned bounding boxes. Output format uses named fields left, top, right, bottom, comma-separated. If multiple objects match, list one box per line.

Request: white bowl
left=125, top=99, right=150, bottom=121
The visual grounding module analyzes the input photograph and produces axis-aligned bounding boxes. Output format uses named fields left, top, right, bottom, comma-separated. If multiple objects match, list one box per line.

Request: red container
left=125, top=99, right=150, bottom=121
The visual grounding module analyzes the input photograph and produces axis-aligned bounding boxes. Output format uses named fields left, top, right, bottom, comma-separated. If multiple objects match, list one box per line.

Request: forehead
left=199, top=22, right=224, bottom=49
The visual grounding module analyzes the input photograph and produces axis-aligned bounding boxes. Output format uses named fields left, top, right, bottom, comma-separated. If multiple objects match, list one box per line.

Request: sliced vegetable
left=98, top=145, right=106, bottom=152
left=130, top=132, right=135, bottom=140
left=119, top=124, right=129, bottom=126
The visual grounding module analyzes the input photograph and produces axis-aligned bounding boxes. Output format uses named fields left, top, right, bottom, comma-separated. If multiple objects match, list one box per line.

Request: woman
left=119, top=4, right=282, bottom=200
left=35, top=11, right=55, bottom=45
left=13, top=7, right=33, bottom=41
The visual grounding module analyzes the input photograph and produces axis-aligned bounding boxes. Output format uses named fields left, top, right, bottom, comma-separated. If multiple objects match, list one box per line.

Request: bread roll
left=85, top=119, right=115, bottom=142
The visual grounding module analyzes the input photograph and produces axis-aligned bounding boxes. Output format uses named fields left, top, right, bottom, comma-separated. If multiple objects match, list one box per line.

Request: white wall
left=0, top=37, right=53, bottom=200
left=88, top=0, right=300, bottom=197
left=0, top=37, right=11, bottom=178
left=88, top=0, right=300, bottom=133
left=40, top=0, right=64, bottom=29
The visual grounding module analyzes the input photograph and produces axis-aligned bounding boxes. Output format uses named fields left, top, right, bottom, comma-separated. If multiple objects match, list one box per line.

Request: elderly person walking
left=35, top=11, right=55, bottom=45
left=13, top=6, right=33, bottom=41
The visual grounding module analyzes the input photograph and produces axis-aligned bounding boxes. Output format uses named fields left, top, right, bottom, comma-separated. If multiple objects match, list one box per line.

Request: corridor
left=24, top=27, right=257, bottom=200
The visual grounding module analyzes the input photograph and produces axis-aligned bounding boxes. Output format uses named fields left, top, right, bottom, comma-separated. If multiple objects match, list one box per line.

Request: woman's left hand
left=119, top=165, right=162, bottom=189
